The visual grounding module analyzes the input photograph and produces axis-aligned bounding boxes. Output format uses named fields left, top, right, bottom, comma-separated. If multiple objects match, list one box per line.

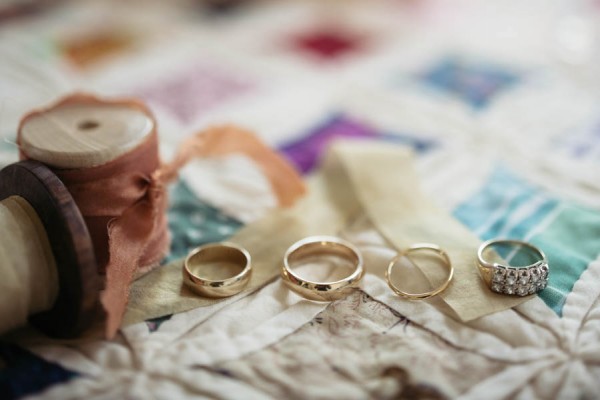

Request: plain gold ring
left=385, top=243, right=453, bottom=300
left=183, top=242, right=252, bottom=298
left=281, top=236, right=365, bottom=302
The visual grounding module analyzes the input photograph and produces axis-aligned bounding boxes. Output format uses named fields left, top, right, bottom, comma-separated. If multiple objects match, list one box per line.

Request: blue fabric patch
left=454, top=165, right=600, bottom=314
left=0, top=343, right=78, bottom=399
left=419, top=57, right=519, bottom=109
left=380, top=132, right=436, bottom=153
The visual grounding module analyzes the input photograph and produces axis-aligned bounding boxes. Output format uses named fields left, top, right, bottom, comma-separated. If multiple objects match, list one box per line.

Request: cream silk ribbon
left=125, top=140, right=524, bottom=326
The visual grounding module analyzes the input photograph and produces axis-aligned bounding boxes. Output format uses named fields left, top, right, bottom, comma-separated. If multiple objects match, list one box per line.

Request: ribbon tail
left=160, top=125, right=306, bottom=207
left=234, top=138, right=306, bottom=207
left=101, top=199, right=158, bottom=338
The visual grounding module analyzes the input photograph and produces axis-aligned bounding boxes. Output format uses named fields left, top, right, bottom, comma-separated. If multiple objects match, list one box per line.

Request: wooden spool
left=0, top=96, right=155, bottom=337
left=0, top=161, right=100, bottom=338
left=1, top=96, right=156, bottom=338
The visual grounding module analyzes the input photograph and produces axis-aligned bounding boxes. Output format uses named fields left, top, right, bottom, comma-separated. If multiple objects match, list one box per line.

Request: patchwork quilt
left=0, top=0, right=599, bottom=398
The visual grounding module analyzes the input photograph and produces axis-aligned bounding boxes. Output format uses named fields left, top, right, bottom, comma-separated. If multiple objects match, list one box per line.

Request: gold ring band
left=281, top=236, right=364, bottom=302
left=183, top=242, right=252, bottom=298
left=385, top=243, right=453, bottom=300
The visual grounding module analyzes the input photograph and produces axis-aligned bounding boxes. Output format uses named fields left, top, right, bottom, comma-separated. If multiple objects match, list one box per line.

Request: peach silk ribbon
left=17, top=94, right=306, bottom=338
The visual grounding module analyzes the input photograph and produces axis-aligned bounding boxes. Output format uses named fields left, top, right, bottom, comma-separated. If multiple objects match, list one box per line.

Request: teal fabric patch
left=0, top=137, right=17, bottom=152
left=166, top=180, right=243, bottom=262
left=0, top=138, right=17, bottom=167
left=454, top=166, right=559, bottom=241
left=531, top=205, right=600, bottom=313
left=454, top=166, right=600, bottom=315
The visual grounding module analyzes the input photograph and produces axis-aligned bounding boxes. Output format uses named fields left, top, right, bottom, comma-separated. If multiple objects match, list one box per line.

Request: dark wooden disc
left=0, top=161, right=101, bottom=338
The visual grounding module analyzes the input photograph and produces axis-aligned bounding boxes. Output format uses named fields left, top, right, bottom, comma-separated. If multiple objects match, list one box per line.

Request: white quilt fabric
left=0, top=0, right=599, bottom=398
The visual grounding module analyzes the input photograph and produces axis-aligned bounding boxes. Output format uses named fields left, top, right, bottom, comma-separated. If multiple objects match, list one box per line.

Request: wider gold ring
left=281, top=236, right=364, bottom=302
left=385, top=243, right=453, bottom=300
left=183, top=242, right=252, bottom=298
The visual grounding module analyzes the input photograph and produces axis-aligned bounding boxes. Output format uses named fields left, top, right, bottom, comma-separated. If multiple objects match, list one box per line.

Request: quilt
left=0, top=0, right=599, bottom=398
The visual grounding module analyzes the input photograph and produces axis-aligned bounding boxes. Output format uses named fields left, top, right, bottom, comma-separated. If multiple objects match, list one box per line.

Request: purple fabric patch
left=279, top=114, right=436, bottom=174
left=145, top=314, right=173, bottom=333
left=280, top=115, right=379, bottom=173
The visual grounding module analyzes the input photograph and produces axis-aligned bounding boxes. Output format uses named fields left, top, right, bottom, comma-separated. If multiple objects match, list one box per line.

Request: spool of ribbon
left=16, top=93, right=305, bottom=338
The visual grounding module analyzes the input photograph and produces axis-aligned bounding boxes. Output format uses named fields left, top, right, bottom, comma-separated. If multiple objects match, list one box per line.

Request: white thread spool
left=0, top=196, right=58, bottom=334
left=0, top=99, right=154, bottom=336
left=0, top=160, right=99, bottom=337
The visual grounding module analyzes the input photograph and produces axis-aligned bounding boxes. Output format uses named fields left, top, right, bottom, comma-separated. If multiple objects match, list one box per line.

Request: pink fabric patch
left=136, top=63, right=257, bottom=124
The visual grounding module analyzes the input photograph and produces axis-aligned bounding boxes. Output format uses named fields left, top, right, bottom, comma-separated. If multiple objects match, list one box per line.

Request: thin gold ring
left=385, top=243, right=453, bottom=300
left=183, top=242, right=252, bottom=298
left=281, top=236, right=364, bottom=302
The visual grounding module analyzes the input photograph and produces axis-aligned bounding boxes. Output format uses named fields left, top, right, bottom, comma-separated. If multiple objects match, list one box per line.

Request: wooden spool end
left=19, top=100, right=154, bottom=169
left=0, top=161, right=101, bottom=338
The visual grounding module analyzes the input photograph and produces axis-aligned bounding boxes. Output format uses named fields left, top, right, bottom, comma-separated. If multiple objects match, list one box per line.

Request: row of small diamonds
left=491, top=263, right=549, bottom=296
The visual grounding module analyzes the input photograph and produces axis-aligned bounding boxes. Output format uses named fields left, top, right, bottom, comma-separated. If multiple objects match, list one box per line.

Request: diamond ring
left=477, top=239, right=548, bottom=296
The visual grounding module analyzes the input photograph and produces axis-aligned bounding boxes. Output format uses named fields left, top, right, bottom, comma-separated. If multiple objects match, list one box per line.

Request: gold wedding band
left=385, top=243, right=453, bottom=300
left=281, top=236, right=365, bottom=302
left=183, top=242, right=252, bottom=298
